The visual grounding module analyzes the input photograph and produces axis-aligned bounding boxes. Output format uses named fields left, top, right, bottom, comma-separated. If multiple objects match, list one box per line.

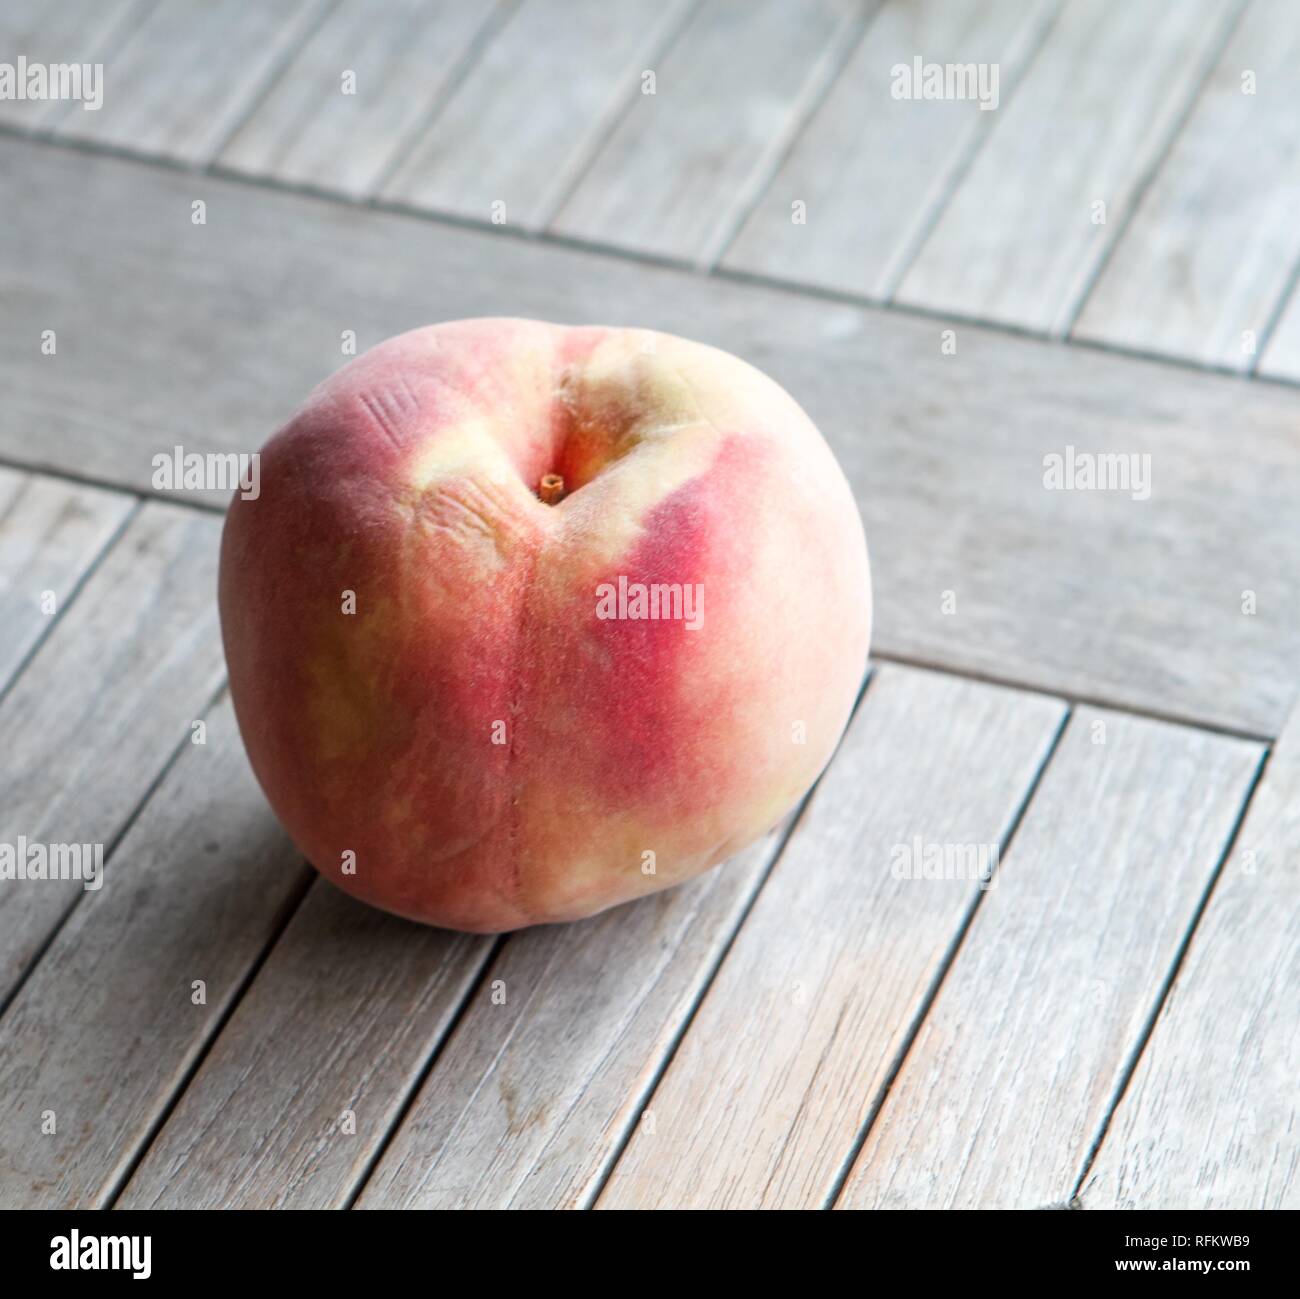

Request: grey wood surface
left=1073, top=0, right=1300, bottom=372
left=1258, top=284, right=1300, bottom=384
left=723, top=0, right=1060, bottom=300
left=1, top=2, right=1298, bottom=1215
left=550, top=0, right=869, bottom=266
left=2, top=138, right=1297, bottom=737
left=0, top=2, right=1294, bottom=1217
left=0, top=0, right=151, bottom=131
left=381, top=0, right=693, bottom=229
left=1080, top=707, right=1300, bottom=1209
left=596, top=665, right=1065, bottom=1209
left=5, top=0, right=1295, bottom=383
left=0, top=469, right=134, bottom=691
left=55, top=0, right=327, bottom=166
left=0, top=502, right=224, bottom=1008
left=123, top=819, right=788, bottom=1210
left=0, top=694, right=311, bottom=1209
left=118, top=878, right=491, bottom=1210
left=895, top=0, right=1243, bottom=335
left=354, top=823, right=789, bottom=1210
left=835, top=709, right=1262, bottom=1209
left=218, top=0, right=507, bottom=200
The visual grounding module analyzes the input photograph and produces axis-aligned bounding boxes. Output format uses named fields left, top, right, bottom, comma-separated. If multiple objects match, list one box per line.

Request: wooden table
left=0, top=0, right=1295, bottom=1209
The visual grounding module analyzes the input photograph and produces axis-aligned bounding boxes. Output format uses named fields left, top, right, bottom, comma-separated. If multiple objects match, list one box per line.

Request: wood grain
left=55, top=0, right=327, bottom=166
left=836, top=708, right=1262, bottom=1209
left=0, top=694, right=311, bottom=1209
left=1, top=137, right=1298, bottom=736
left=596, top=665, right=1065, bottom=1209
left=354, top=824, right=788, bottom=1209
left=0, top=502, right=225, bottom=1008
left=381, top=0, right=693, bottom=229
left=550, top=0, right=868, bottom=266
left=1080, top=708, right=1300, bottom=1209
left=1074, top=0, right=1300, bottom=371
left=218, top=0, right=507, bottom=200
left=117, top=877, right=491, bottom=1210
left=0, top=0, right=150, bottom=131
left=0, top=469, right=134, bottom=690
left=722, top=0, right=1059, bottom=299
left=895, top=0, right=1243, bottom=334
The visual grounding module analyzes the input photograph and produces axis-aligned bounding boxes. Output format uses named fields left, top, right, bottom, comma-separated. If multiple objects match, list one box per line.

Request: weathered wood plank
left=0, top=502, right=225, bottom=1007
left=2, top=137, right=1298, bottom=736
left=895, top=0, right=1243, bottom=335
left=0, top=694, right=312, bottom=1209
left=55, top=0, right=327, bottom=166
left=596, top=666, right=1065, bottom=1209
left=218, top=0, right=507, bottom=200
left=381, top=0, right=693, bottom=229
left=0, top=470, right=134, bottom=690
left=1079, top=709, right=1300, bottom=1209
left=353, top=824, right=788, bottom=1209
left=0, top=469, right=22, bottom=514
left=0, top=0, right=149, bottom=131
left=123, top=823, right=788, bottom=1211
left=1074, top=0, right=1300, bottom=371
left=117, top=877, right=490, bottom=1210
left=836, top=708, right=1261, bottom=1209
left=550, top=0, right=868, bottom=266
left=722, top=0, right=1059, bottom=299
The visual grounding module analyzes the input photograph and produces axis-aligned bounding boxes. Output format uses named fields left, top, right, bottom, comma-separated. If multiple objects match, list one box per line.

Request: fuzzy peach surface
left=218, top=319, right=871, bottom=932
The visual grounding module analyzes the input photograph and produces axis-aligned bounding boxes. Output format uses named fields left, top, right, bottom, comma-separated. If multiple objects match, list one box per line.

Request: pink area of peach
left=219, top=319, right=870, bottom=931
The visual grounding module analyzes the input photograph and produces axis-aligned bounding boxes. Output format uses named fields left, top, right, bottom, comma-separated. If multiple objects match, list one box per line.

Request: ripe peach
left=219, top=319, right=870, bottom=931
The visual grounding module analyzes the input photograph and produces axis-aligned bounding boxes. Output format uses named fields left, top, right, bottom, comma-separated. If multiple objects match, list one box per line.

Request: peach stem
left=539, top=472, right=565, bottom=505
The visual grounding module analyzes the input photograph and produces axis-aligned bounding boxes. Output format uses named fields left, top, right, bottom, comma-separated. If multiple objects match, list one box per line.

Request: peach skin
left=218, top=319, right=870, bottom=931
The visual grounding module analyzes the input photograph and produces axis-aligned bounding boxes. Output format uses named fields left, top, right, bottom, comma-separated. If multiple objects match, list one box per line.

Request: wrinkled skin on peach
left=219, top=319, right=870, bottom=931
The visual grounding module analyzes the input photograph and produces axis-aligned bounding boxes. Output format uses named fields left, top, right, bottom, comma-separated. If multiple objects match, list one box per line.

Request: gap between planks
left=0, top=672, right=231, bottom=1025
left=11, top=669, right=1278, bottom=1211
left=1054, top=0, right=1254, bottom=341
left=1067, top=741, right=1273, bottom=1203
left=7, top=112, right=1300, bottom=391
left=0, top=462, right=1276, bottom=747
left=826, top=706, right=1264, bottom=1209
left=106, top=681, right=868, bottom=1206
left=4, top=136, right=1297, bottom=737
left=336, top=929, right=509, bottom=1210
left=589, top=690, right=1264, bottom=1207
left=562, top=670, right=878, bottom=1211
left=2, top=7, right=1289, bottom=1206
left=102, top=803, right=318, bottom=1209
left=817, top=699, right=1073, bottom=1207
left=0, top=532, right=1280, bottom=1208
left=0, top=492, right=142, bottom=715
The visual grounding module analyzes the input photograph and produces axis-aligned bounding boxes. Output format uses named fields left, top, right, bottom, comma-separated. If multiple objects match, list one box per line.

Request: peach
left=218, top=319, right=870, bottom=931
